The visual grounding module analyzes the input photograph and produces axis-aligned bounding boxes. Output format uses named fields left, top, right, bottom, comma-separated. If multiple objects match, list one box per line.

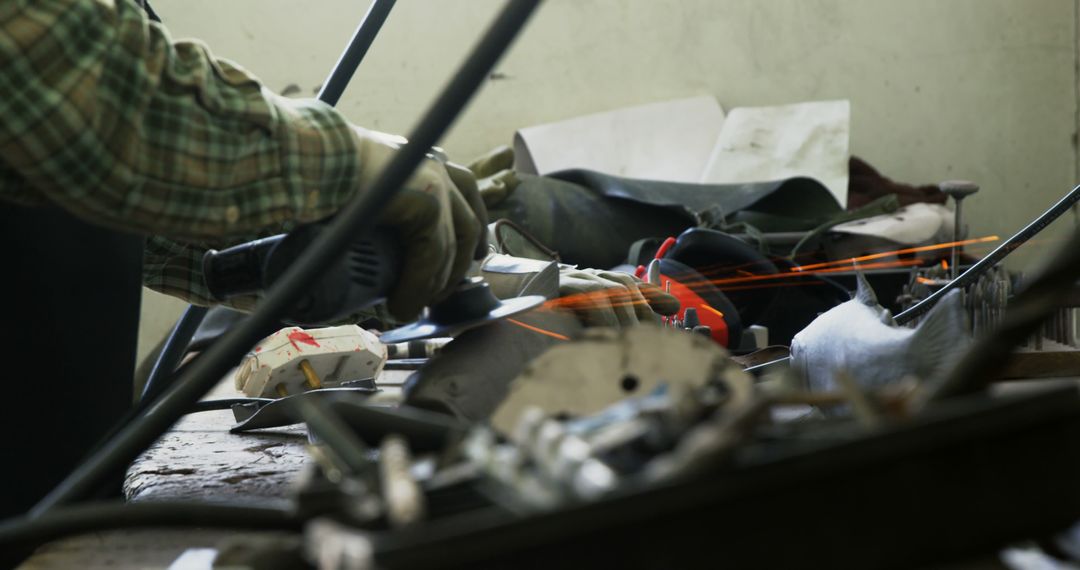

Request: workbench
left=19, top=369, right=409, bottom=570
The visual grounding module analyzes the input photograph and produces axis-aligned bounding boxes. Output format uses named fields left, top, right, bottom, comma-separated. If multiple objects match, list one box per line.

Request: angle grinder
left=202, top=223, right=544, bottom=343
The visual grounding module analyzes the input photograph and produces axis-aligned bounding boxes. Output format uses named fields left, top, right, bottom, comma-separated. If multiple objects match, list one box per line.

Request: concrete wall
left=139, top=0, right=1080, bottom=363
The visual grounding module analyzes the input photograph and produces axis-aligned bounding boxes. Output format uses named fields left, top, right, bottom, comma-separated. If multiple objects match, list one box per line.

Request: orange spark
left=792, top=235, right=999, bottom=273
left=673, top=259, right=923, bottom=291
left=699, top=304, right=725, bottom=318
left=539, top=239, right=996, bottom=318
left=916, top=277, right=937, bottom=285
left=507, top=318, right=571, bottom=341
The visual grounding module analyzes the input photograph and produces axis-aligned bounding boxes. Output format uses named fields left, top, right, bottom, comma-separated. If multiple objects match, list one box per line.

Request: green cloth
left=0, top=0, right=366, bottom=306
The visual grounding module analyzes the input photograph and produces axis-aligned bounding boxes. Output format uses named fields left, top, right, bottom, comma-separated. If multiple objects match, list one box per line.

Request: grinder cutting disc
left=380, top=277, right=545, bottom=344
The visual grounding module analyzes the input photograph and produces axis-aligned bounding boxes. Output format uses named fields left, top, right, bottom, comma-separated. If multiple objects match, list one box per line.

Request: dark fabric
left=847, top=156, right=945, bottom=211
left=0, top=204, right=142, bottom=517
left=488, top=170, right=842, bottom=269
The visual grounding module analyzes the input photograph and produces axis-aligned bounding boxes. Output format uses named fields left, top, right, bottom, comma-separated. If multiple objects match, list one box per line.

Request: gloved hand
left=556, top=268, right=680, bottom=328
left=353, top=128, right=486, bottom=321
left=467, top=145, right=519, bottom=208
left=474, top=253, right=678, bottom=329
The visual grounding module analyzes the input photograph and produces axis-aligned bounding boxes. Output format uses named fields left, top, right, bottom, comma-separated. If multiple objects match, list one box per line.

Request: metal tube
left=29, top=0, right=543, bottom=516
left=139, top=305, right=208, bottom=403
left=317, top=0, right=398, bottom=106
left=293, top=396, right=371, bottom=474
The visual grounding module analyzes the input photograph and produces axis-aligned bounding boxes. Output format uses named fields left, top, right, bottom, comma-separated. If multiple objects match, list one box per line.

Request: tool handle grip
left=203, top=225, right=401, bottom=324
left=202, top=235, right=281, bottom=299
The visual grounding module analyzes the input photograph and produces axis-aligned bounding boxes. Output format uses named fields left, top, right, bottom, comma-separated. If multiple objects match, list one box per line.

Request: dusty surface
left=19, top=370, right=408, bottom=569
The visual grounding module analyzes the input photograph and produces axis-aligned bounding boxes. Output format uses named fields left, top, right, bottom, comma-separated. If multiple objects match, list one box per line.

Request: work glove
left=467, top=145, right=519, bottom=208
left=555, top=268, right=680, bottom=328
left=354, top=128, right=486, bottom=321
left=475, top=253, right=679, bottom=329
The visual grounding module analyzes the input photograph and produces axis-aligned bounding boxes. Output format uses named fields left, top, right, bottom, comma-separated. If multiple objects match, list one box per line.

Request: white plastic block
left=235, top=325, right=387, bottom=398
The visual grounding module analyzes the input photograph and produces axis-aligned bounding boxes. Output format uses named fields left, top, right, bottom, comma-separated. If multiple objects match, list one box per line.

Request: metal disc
left=380, top=295, right=546, bottom=344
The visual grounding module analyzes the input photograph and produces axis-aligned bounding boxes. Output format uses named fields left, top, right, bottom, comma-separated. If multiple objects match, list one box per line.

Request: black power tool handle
left=203, top=225, right=401, bottom=324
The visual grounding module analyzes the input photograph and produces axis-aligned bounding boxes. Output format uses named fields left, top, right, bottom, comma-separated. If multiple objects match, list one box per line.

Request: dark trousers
left=0, top=204, right=142, bottom=517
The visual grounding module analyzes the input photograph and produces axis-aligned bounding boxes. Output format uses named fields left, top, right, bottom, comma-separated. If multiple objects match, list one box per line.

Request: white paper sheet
left=830, top=203, right=955, bottom=245
left=700, top=100, right=851, bottom=207
left=513, top=96, right=726, bottom=183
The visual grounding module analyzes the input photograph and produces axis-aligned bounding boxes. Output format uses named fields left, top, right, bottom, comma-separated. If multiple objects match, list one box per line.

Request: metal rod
left=29, top=0, right=542, bottom=517
left=924, top=228, right=1080, bottom=402
left=745, top=184, right=1080, bottom=376
left=139, top=305, right=208, bottom=403
left=293, top=396, right=371, bottom=474
left=317, top=0, right=398, bottom=106
left=895, top=184, right=1080, bottom=325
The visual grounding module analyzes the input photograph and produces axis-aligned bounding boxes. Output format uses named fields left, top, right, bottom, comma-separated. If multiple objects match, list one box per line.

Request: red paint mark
left=288, top=330, right=321, bottom=351
left=255, top=346, right=262, bottom=353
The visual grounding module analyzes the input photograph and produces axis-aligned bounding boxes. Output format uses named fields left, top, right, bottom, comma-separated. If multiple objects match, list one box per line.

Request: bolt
left=940, top=180, right=980, bottom=280
left=299, top=359, right=323, bottom=390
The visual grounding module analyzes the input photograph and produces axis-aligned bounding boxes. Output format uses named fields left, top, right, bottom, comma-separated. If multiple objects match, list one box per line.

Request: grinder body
left=203, top=225, right=400, bottom=325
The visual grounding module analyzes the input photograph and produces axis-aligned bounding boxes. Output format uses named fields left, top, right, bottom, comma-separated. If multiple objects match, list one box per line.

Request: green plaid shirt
left=0, top=0, right=368, bottom=309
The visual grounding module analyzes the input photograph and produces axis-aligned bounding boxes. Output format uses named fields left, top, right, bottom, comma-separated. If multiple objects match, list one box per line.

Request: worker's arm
left=0, top=0, right=484, bottom=320
left=0, top=0, right=362, bottom=242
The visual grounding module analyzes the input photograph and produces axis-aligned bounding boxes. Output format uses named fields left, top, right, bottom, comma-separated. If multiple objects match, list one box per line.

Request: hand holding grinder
left=202, top=137, right=544, bottom=341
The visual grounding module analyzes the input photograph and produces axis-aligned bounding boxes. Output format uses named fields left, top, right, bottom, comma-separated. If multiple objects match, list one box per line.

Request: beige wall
left=139, top=0, right=1080, bottom=363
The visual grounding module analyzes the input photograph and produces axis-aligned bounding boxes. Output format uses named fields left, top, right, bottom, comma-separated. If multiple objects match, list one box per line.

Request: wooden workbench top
left=20, top=369, right=408, bottom=569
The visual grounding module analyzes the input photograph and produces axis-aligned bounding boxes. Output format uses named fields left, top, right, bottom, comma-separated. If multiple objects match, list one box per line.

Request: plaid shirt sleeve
left=0, top=0, right=370, bottom=308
